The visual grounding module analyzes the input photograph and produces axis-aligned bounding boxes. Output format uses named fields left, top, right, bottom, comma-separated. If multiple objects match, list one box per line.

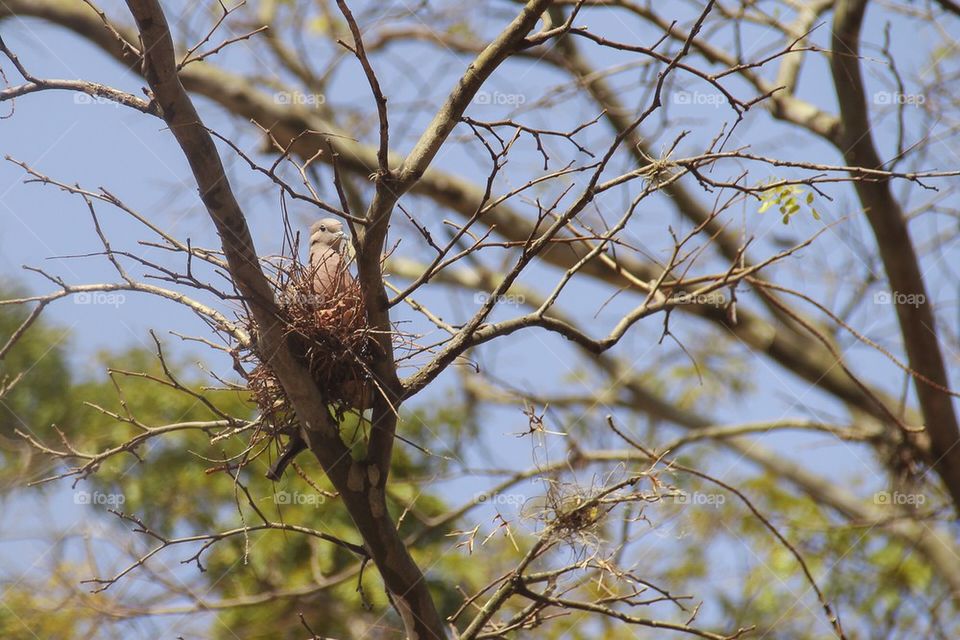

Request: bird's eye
left=319, top=225, right=326, bottom=231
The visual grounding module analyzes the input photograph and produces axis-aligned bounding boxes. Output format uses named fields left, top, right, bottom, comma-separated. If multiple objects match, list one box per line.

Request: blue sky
left=1, top=1, right=959, bottom=636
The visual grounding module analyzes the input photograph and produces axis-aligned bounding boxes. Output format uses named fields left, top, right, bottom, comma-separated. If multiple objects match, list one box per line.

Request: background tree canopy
left=1, top=1, right=959, bottom=638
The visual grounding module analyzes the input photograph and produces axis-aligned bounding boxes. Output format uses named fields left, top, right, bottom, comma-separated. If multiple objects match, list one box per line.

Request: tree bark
left=830, top=0, right=960, bottom=508
left=123, top=1, right=447, bottom=636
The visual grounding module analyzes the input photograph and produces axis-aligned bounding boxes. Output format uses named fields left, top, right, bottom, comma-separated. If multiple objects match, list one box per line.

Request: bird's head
left=310, top=218, right=345, bottom=251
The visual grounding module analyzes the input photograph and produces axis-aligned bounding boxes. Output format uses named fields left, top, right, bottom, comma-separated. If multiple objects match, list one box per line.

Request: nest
left=244, top=257, right=375, bottom=431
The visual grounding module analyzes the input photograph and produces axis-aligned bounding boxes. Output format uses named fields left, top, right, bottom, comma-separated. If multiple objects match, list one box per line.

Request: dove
left=309, top=218, right=348, bottom=301
left=266, top=218, right=370, bottom=481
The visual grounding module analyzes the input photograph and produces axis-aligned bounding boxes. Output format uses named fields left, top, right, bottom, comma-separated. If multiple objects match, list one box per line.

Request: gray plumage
left=309, top=218, right=349, bottom=300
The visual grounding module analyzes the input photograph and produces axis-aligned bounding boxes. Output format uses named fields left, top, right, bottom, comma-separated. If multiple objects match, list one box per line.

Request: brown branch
left=359, top=0, right=555, bottom=484
left=831, top=0, right=960, bottom=511
left=121, top=1, right=446, bottom=636
left=0, top=0, right=920, bottom=447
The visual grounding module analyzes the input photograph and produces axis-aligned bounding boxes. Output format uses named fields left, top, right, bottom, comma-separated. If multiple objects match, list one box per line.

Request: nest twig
left=243, top=256, right=375, bottom=438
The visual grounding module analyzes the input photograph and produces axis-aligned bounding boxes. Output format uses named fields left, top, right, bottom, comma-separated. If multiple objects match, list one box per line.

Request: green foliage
left=0, top=286, right=73, bottom=483
left=705, top=472, right=948, bottom=638
left=0, top=584, right=89, bottom=639
left=758, top=184, right=821, bottom=224
left=447, top=21, right=475, bottom=39
left=4, top=286, right=954, bottom=639
left=0, top=292, right=474, bottom=638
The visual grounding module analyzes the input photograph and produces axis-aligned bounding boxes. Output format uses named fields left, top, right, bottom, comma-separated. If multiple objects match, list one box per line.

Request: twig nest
left=243, top=258, right=374, bottom=429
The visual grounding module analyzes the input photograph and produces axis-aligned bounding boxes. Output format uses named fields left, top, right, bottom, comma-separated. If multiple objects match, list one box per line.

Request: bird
left=308, top=218, right=348, bottom=300
left=266, top=218, right=367, bottom=481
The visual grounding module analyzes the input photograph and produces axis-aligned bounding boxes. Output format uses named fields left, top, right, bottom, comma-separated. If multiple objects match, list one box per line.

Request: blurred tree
left=1, top=1, right=960, bottom=638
